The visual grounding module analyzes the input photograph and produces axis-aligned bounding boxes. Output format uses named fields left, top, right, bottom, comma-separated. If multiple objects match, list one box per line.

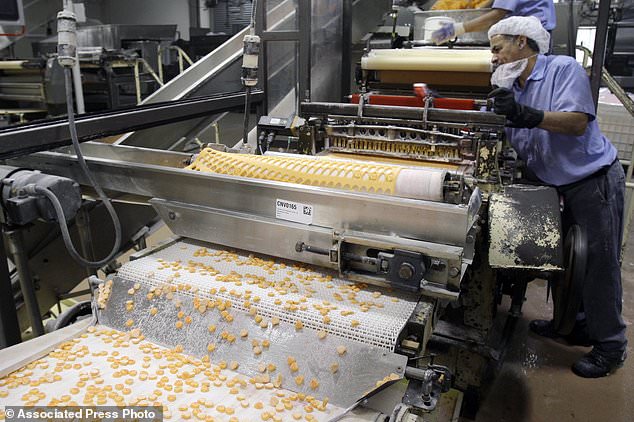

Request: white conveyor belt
left=0, top=325, right=343, bottom=421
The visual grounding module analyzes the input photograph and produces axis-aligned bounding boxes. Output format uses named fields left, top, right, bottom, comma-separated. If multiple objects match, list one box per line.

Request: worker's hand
left=487, top=87, right=544, bottom=129
left=431, top=22, right=465, bottom=45
left=487, top=87, right=519, bottom=117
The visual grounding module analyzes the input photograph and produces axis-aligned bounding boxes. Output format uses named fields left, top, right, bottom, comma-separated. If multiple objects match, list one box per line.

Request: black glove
left=487, top=87, right=544, bottom=129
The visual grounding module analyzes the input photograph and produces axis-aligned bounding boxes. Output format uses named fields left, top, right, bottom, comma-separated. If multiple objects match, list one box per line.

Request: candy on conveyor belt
left=187, top=148, right=446, bottom=201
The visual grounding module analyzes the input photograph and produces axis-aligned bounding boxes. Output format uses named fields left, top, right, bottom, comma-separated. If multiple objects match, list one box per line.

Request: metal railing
left=132, top=58, right=164, bottom=104
left=157, top=46, right=195, bottom=84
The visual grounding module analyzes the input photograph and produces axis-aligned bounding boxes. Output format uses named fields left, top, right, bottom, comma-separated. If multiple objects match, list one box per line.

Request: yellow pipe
left=0, top=61, right=27, bottom=70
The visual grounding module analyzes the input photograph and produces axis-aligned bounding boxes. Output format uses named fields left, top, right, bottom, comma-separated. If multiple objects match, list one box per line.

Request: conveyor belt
left=117, top=239, right=419, bottom=351
left=0, top=325, right=343, bottom=421
left=98, top=239, right=416, bottom=407
left=1, top=238, right=424, bottom=416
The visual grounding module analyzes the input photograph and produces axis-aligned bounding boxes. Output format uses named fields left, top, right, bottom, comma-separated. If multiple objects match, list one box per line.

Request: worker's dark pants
left=558, top=160, right=627, bottom=354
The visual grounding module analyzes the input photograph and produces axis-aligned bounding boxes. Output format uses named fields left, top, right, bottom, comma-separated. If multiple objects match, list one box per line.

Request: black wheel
left=46, top=300, right=93, bottom=332
left=552, top=225, right=587, bottom=335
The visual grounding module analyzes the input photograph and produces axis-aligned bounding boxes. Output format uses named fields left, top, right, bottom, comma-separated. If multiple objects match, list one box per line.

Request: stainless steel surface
left=413, top=9, right=492, bottom=44
left=150, top=198, right=336, bottom=270
left=328, top=379, right=401, bottom=422
left=151, top=198, right=466, bottom=293
left=8, top=143, right=474, bottom=248
left=0, top=3, right=553, bottom=417
left=124, top=30, right=245, bottom=105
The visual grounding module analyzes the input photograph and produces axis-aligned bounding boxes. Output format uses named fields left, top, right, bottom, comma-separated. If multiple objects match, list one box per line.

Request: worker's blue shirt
left=506, top=54, right=617, bottom=186
left=492, top=0, right=556, bottom=30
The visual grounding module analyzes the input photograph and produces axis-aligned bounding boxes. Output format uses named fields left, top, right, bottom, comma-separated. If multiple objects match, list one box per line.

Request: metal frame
left=590, top=0, right=612, bottom=107
left=150, top=198, right=466, bottom=298
left=4, top=228, right=45, bottom=338
left=300, top=102, right=507, bottom=127
left=256, top=0, right=311, bottom=113
left=8, top=143, right=474, bottom=248
left=341, top=0, right=353, bottom=98
left=0, top=239, right=20, bottom=349
left=0, top=0, right=25, bottom=27
left=0, top=90, right=263, bottom=160
left=7, top=141, right=477, bottom=297
left=157, top=46, right=194, bottom=84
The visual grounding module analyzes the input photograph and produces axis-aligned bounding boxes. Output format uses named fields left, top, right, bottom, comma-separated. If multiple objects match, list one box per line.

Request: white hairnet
left=488, top=16, right=550, bottom=54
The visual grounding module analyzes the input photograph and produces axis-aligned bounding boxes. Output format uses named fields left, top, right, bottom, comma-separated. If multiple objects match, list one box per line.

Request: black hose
left=52, top=67, right=122, bottom=268
left=250, top=0, right=258, bottom=29
left=243, top=86, right=251, bottom=144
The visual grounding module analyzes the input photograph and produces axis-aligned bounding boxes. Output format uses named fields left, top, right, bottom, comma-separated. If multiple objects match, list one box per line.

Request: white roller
left=361, top=48, right=493, bottom=72
left=395, top=168, right=447, bottom=202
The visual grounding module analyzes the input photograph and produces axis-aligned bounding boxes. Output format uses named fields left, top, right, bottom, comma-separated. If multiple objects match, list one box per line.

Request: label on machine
left=275, top=198, right=313, bottom=225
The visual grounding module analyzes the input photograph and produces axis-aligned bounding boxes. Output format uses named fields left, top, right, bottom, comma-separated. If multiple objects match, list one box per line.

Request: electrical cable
left=257, top=131, right=266, bottom=155
left=250, top=0, right=258, bottom=30
left=243, top=86, right=251, bottom=147
left=45, top=68, right=123, bottom=268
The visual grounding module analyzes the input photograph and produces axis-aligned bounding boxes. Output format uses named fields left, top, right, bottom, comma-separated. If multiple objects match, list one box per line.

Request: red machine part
left=350, top=93, right=476, bottom=111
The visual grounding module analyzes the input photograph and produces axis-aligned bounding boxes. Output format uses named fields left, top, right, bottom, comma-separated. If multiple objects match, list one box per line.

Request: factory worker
left=486, top=16, right=627, bottom=378
left=431, top=0, right=555, bottom=45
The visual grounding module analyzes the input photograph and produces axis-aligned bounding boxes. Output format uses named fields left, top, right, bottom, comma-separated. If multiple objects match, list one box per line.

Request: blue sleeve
left=550, top=58, right=596, bottom=121
left=492, top=0, right=519, bottom=12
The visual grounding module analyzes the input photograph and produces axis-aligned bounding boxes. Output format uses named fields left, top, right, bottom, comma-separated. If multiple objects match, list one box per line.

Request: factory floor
left=474, top=228, right=634, bottom=422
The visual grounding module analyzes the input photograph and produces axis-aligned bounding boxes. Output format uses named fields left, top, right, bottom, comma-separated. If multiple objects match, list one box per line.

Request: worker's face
left=490, top=35, right=525, bottom=66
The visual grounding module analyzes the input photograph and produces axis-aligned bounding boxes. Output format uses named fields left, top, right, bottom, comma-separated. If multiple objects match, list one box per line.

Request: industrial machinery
left=0, top=99, right=566, bottom=420
left=0, top=1, right=579, bottom=421
left=0, top=24, right=178, bottom=123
